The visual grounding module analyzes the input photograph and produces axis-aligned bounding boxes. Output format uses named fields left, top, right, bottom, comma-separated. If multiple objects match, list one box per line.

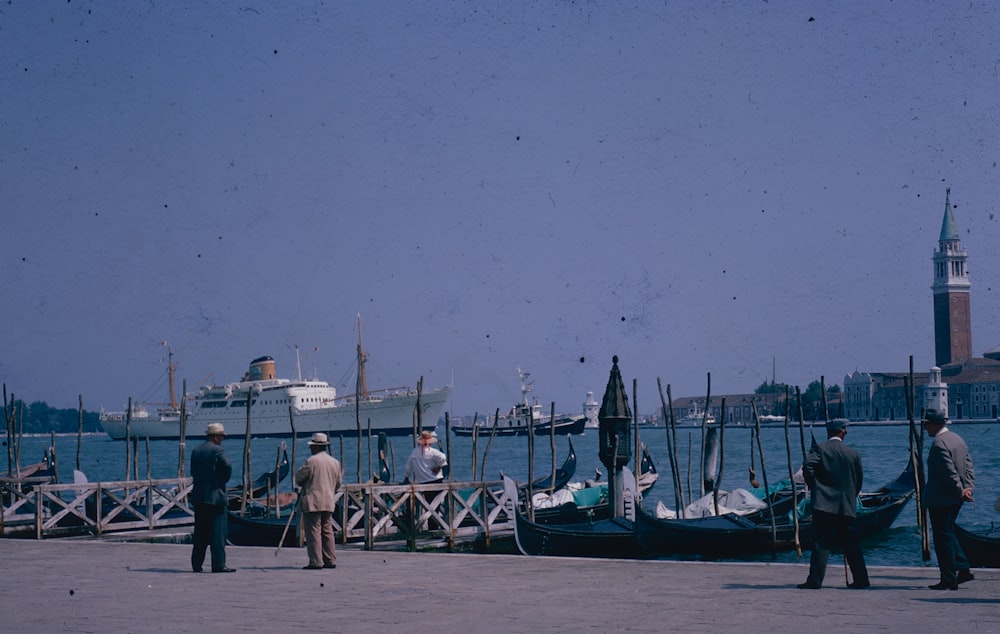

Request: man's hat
left=206, top=423, right=225, bottom=436
left=826, top=418, right=848, bottom=433
left=308, top=432, right=330, bottom=446
left=923, top=408, right=948, bottom=425
left=419, top=430, right=438, bottom=443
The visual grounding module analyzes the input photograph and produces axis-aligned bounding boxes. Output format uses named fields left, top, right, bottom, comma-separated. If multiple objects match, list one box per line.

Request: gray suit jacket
left=924, top=428, right=974, bottom=509
left=190, top=441, right=232, bottom=506
left=804, top=437, right=863, bottom=518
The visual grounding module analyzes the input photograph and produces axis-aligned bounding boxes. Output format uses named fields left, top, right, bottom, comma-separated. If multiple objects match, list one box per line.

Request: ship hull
left=101, top=386, right=452, bottom=440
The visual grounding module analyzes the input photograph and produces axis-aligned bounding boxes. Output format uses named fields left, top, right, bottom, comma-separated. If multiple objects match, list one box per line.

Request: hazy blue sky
left=2, top=1, right=998, bottom=416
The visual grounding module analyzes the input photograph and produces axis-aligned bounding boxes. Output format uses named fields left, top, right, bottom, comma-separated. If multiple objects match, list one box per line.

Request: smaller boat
left=956, top=523, right=1000, bottom=568
left=452, top=367, right=586, bottom=437
left=227, top=445, right=290, bottom=509
left=0, top=454, right=57, bottom=490
left=519, top=437, right=577, bottom=492
left=679, top=402, right=715, bottom=426
left=228, top=506, right=298, bottom=547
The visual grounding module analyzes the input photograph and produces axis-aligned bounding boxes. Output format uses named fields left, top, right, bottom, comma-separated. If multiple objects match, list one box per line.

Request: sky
left=2, top=1, right=998, bottom=417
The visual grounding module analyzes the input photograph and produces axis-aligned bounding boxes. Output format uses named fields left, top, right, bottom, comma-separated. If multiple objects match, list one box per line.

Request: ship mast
left=356, top=314, right=368, bottom=398
left=166, top=344, right=178, bottom=409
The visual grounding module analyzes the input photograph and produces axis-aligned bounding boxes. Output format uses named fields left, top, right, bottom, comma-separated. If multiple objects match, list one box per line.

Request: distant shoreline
left=639, top=419, right=999, bottom=429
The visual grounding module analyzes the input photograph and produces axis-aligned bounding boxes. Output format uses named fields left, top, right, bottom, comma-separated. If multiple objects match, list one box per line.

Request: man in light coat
left=798, top=418, right=870, bottom=589
left=923, top=408, right=975, bottom=590
left=295, top=433, right=343, bottom=570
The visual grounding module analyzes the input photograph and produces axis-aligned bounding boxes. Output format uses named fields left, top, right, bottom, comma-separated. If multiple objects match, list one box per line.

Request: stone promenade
left=1, top=538, right=997, bottom=633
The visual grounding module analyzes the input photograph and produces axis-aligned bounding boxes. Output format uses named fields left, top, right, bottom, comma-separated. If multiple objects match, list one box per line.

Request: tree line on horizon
left=753, top=379, right=843, bottom=420
left=4, top=399, right=103, bottom=435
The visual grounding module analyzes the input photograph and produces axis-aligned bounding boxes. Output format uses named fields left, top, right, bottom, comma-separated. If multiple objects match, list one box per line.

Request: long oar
left=274, top=498, right=300, bottom=556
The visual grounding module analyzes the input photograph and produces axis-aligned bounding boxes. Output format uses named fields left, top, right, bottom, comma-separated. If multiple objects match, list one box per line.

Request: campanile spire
left=932, top=188, right=972, bottom=365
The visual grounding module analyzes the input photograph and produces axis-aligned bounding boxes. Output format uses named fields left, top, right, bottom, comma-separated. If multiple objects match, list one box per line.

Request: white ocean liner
left=100, top=336, right=451, bottom=440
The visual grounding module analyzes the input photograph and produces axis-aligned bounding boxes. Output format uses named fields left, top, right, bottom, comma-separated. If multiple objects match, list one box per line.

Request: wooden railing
left=333, top=480, right=514, bottom=550
left=1, top=478, right=515, bottom=548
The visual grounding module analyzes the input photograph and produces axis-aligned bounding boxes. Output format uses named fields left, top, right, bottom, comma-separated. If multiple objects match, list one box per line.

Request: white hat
left=308, top=432, right=330, bottom=446
left=206, top=423, right=225, bottom=436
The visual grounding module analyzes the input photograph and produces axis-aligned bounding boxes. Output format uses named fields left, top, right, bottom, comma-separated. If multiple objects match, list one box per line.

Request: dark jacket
left=803, top=437, right=863, bottom=518
left=924, top=428, right=974, bottom=509
left=190, top=441, right=232, bottom=506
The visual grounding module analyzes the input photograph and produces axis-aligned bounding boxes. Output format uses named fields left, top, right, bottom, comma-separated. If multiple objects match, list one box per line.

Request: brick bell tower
left=932, top=188, right=972, bottom=365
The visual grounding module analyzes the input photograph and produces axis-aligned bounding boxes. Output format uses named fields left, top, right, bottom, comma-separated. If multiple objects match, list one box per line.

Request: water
left=8, top=422, right=998, bottom=568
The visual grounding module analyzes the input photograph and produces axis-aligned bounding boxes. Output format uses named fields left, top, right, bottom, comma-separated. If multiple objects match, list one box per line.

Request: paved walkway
left=1, top=537, right=998, bottom=633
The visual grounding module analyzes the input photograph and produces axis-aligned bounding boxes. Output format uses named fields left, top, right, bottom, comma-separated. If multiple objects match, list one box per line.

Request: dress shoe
left=211, top=567, right=236, bottom=573
left=303, top=565, right=324, bottom=570
left=957, top=570, right=975, bottom=584
left=192, top=567, right=202, bottom=573
left=323, top=563, right=337, bottom=569
left=847, top=581, right=871, bottom=589
left=796, top=581, right=821, bottom=589
left=928, top=581, right=957, bottom=590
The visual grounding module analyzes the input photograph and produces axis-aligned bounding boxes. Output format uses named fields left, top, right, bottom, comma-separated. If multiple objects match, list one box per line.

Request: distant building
left=846, top=190, right=1000, bottom=421
left=932, top=188, right=973, bottom=366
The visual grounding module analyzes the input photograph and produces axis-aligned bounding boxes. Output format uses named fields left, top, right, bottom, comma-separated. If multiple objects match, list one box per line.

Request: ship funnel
left=248, top=356, right=276, bottom=381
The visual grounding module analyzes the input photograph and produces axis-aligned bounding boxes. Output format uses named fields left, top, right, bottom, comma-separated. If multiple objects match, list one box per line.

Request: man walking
left=798, top=418, right=870, bottom=589
left=190, top=422, right=235, bottom=573
left=923, top=408, right=975, bottom=590
left=295, top=432, right=343, bottom=570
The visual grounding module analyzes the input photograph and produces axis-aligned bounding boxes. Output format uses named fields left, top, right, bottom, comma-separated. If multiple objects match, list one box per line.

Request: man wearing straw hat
left=797, top=418, right=870, bottom=590
left=190, top=422, right=234, bottom=573
left=403, top=430, right=447, bottom=484
left=922, top=408, right=975, bottom=590
left=295, top=432, right=343, bottom=570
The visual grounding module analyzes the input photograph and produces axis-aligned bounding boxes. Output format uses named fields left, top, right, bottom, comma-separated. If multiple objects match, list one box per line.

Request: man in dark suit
left=923, top=408, right=975, bottom=590
left=190, top=423, right=235, bottom=573
left=798, top=418, right=870, bottom=589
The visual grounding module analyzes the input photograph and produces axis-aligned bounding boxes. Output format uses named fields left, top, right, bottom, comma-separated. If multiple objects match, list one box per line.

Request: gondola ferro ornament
left=599, top=355, right=632, bottom=518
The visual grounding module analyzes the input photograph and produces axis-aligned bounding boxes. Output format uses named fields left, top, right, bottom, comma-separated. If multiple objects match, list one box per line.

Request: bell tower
left=932, top=188, right=972, bottom=365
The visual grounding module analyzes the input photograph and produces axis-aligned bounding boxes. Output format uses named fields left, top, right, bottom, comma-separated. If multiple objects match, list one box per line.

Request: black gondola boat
left=528, top=442, right=657, bottom=526
left=635, top=463, right=916, bottom=558
left=505, top=467, right=646, bottom=558
left=956, top=523, right=1000, bottom=568
left=227, top=446, right=290, bottom=509
left=228, top=505, right=298, bottom=547
left=520, top=436, right=577, bottom=492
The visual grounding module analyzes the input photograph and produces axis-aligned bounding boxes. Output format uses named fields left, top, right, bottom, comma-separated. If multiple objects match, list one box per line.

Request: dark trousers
left=191, top=502, right=228, bottom=572
left=806, top=510, right=869, bottom=587
left=929, top=502, right=969, bottom=584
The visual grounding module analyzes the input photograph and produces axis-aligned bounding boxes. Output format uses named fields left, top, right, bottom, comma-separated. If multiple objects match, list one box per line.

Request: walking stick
left=274, top=498, right=300, bottom=556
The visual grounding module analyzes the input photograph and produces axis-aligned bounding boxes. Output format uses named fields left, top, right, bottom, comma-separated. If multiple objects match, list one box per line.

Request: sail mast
left=167, top=344, right=178, bottom=409
left=357, top=314, right=368, bottom=398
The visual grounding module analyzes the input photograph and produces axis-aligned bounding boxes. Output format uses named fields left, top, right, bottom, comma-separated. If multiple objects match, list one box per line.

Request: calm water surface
left=9, top=421, right=998, bottom=568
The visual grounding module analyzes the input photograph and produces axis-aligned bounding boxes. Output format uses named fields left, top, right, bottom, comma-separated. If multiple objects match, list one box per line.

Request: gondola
left=519, top=437, right=577, bottom=492
left=956, top=523, right=1000, bottom=568
left=227, top=446, right=290, bottom=509
left=635, top=463, right=916, bottom=558
left=505, top=467, right=646, bottom=558
left=529, top=443, right=657, bottom=526
left=228, top=505, right=298, bottom=547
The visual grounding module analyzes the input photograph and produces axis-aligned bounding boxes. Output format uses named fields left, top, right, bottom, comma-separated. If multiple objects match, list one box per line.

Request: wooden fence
left=1, top=478, right=515, bottom=549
